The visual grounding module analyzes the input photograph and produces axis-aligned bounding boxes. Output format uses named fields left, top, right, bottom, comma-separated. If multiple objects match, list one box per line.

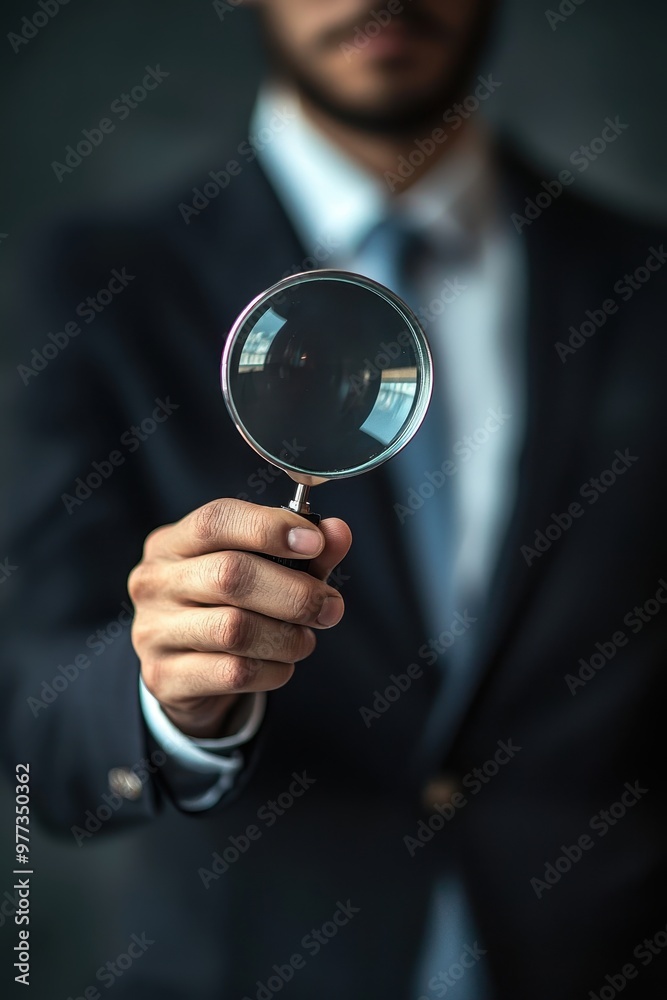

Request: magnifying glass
left=221, top=269, right=433, bottom=568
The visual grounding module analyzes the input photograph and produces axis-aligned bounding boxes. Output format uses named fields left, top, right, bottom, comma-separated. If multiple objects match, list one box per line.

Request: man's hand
left=128, top=499, right=352, bottom=739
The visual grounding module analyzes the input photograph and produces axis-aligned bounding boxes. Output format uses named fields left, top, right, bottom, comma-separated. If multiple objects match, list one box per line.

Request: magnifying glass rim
left=220, top=268, right=433, bottom=481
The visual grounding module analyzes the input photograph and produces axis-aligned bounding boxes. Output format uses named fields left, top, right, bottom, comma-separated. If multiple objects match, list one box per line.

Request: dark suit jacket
left=2, top=143, right=666, bottom=1000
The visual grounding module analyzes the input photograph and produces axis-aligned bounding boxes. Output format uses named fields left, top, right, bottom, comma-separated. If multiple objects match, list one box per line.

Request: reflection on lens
left=360, top=375, right=417, bottom=446
left=222, top=271, right=432, bottom=479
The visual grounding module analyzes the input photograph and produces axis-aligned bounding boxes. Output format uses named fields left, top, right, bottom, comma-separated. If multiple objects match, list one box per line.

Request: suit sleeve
left=0, top=221, right=263, bottom=835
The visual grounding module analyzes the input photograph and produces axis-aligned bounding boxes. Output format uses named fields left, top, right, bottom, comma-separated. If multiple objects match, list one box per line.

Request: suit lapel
left=181, top=153, right=311, bottom=348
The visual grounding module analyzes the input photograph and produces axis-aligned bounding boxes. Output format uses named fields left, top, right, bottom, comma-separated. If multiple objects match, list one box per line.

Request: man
left=3, top=1, right=666, bottom=997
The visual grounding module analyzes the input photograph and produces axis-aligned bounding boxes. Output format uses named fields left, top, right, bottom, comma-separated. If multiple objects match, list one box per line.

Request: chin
left=300, top=68, right=460, bottom=137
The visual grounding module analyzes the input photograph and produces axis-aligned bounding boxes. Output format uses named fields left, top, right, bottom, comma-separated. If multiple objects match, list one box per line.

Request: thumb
left=308, top=517, right=352, bottom=584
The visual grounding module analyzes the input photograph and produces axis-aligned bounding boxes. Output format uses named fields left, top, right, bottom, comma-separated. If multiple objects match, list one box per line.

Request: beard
left=259, top=1, right=498, bottom=139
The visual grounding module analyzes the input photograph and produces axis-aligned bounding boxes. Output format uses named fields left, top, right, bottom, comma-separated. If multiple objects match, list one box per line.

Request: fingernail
left=316, top=595, right=343, bottom=628
left=287, top=526, right=322, bottom=555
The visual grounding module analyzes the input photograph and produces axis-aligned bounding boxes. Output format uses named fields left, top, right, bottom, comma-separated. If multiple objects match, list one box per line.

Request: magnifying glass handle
left=263, top=482, right=321, bottom=571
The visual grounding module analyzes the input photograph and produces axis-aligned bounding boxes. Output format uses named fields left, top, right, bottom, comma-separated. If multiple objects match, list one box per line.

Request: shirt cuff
left=139, top=677, right=266, bottom=811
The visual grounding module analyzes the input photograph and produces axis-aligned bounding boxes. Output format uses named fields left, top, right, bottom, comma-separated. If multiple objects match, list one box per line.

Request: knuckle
left=130, top=613, right=152, bottom=653
left=193, top=499, right=230, bottom=543
left=192, top=500, right=272, bottom=552
left=143, top=523, right=169, bottom=559
left=280, top=622, right=316, bottom=661
left=139, top=657, right=165, bottom=699
left=245, top=507, right=271, bottom=553
left=214, top=607, right=252, bottom=653
left=217, top=655, right=260, bottom=692
left=127, top=562, right=151, bottom=603
left=286, top=578, right=320, bottom=624
left=256, top=621, right=290, bottom=660
left=212, top=551, right=254, bottom=602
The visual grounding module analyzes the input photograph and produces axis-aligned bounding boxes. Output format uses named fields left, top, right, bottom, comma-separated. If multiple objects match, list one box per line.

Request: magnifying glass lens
left=221, top=270, right=432, bottom=569
left=223, top=272, right=432, bottom=481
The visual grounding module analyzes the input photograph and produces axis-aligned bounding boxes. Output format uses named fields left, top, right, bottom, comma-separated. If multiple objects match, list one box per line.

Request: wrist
left=162, top=693, right=243, bottom=739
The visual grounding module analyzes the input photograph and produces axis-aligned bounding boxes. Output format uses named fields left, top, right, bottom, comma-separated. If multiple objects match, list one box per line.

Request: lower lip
left=347, top=25, right=420, bottom=60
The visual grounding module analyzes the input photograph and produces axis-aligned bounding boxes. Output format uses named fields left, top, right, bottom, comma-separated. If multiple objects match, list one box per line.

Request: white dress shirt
left=140, top=85, right=527, bottom=818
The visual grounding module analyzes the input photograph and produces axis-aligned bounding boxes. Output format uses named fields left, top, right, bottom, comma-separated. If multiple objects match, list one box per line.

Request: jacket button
left=108, top=767, right=143, bottom=801
left=421, top=775, right=460, bottom=812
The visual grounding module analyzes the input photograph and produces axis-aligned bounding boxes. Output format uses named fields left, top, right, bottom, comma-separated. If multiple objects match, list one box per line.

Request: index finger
left=147, top=498, right=326, bottom=562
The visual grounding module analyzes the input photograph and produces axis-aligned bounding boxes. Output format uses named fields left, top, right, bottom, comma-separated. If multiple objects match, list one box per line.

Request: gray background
left=1, top=1, right=665, bottom=996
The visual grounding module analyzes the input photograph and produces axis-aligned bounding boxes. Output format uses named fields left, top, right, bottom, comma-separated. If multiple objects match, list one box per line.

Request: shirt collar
left=251, top=85, right=497, bottom=261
